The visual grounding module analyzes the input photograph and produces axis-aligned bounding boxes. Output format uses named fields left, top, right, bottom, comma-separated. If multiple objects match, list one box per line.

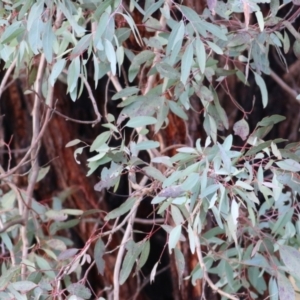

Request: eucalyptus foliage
left=1, top=0, right=300, bottom=299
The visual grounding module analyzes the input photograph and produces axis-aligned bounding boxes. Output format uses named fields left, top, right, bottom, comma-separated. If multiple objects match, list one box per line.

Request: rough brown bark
left=1, top=1, right=300, bottom=299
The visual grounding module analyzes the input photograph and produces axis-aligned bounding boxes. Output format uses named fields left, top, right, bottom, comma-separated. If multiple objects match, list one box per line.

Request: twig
left=79, top=73, right=101, bottom=125
left=133, top=218, right=165, bottom=224
left=113, top=206, right=138, bottom=300
left=194, top=231, right=239, bottom=300
left=0, top=218, right=25, bottom=234
left=21, top=54, right=47, bottom=279
left=131, top=265, right=170, bottom=300
left=142, top=1, right=168, bottom=96
left=62, top=70, right=101, bottom=125
left=0, top=57, right=17, bottom=99
left=270, top=69, right=298, bottom=100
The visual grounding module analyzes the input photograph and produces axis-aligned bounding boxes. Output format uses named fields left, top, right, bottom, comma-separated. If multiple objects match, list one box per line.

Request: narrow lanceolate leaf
left=279, top=245, right=300, bottom=277
left=126, top=116, right=157, bottom=128
left=112, top=86, right=140, bottom=100
left=168, top=225, right=182, bottom=253
left=120, top=242, right=143, bottom=284
left=254, top=72, right=268, bottom=108
left=94, top=238, right=105, bottom=275
left=150, top=262, right=159, bottom=283
left=67, top=57, right=80, bottom=94
left=181, top=42, right=193, bottom=84
left=104, top=197, right=137, bottom=220
left=195, top=38, right=206, bottom=74
left=206, top=41, right=223, bottom=55
left=8, top=281, right=37, bottom=292
left=43, top=20, right=56, bottom=63
left=167, top=21, right=185, bottom=54
left=71, top=33, right=92, bottom=58
left=50, top=59, right=66, bottom=86
left=105, top=39, right=116, bottom=75
left=174, top=248, right=185, bottom=286
left=255, top=11, right=264, bottom=32
left=277, top=273, right=295, bottom=300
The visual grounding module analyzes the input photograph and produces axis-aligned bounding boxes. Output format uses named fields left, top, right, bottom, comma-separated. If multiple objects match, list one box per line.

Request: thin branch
left=0, top=218, right=25, bottom=234
left=270, top=69, right=298, bottom=100
left=79, top=73, right=102, bottom=125
left=194, top=232, right=239, bottom=300
left=0, top=57, right=17, bottom=99
left=21, top=54, right=47, bottom=278
left=133, top=218, right=165, bottom=224
left=113, top=206, right=137, bottom=300
left=62, top=70, right=101, bottom=125
left=107, top=71, right=125, bottom=98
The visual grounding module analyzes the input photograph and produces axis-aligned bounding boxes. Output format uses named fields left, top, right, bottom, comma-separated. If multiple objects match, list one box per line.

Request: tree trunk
left=1, top=1, right=300, bottom=299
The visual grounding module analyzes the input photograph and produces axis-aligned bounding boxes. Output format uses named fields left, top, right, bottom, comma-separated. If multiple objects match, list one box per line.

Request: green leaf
left=120, top=241, right=143, bottom=284
left=94, top=238, right=105, bottom=275
left=43, top=20, right=56, bottom=63
left=277, top=273, right=295, bottom=300
left=171, top=205, right=184, bottom=225
left=279, top=245, right=300, bottom=279
left=65, top=138, right=81, bottom=148
left=27, top=1, right=44, bottom=30
left=254, top=72, right=268, bottom=108
left=57, top=1, right=85, bottom=35
left=126, top=116, right=157, bottom=128
left=94, top=12, right=109, bottom=49
left=137, top=240, right=150, bottom=269
left=187, top=224, right=195, bottom=254
left=235, top=180, right=254, bottom=191
left=35, top=256, right=56, bottom=279
left=181, top=42, right=193, bottom=84
left=67, top=57, right=80, bottom=94
left=257, top=115, right=286, bottom=127
left=156, top=62, right=180, bottom=79
left=71, top=33, right=92, bottom=58
left=168, top=225, right=182, bottom=253
left=169, top=101, right=188, bottom=120
left=233, top=119, right=249, bottom=141
left=245, top=141, right=272, bottom=156
left=1, top=21, right=25, bottom=44
left=58, top=248, right=79, bottom=261
left=135, top=141, right=160, bottom=151
left=8, top=281, right=36, bottom=292
left=104, top=197, right=137, bottom=220
left=143, top=166, right=166, bottom=182
left=174, top=248, right=185, bottom=286
left=200, top=20, right=227, bottom=41
left=67, top=283, right=92, bottom=299
left=275, top=170, right=300, bottom=194
left=49, top=219, right=80, bottom=235
left=112, top=86, right=140, bottom=100
left=105, top=39, right=116, bottom=75
left=143, top=0, right=164, bottom=21
left=269, top=277, right=279, bottom=300
left=90, top=132, right=110, bottom=152
left=255, top=11, right=264, bottom=32
left=166, top=20, right=185, bottom=54
left=132, top=50, right=155, bottom=66
left=206, top=41, right=223, bottom=55
left=150, top=261, right=159, bottom=283
left=35, top=166, right=50, bottom=182
left=276, top=159, right=300, bottom=172
left=50, top=59, right=66, bottom=86
left=195, top=38, right=206, bottom=74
